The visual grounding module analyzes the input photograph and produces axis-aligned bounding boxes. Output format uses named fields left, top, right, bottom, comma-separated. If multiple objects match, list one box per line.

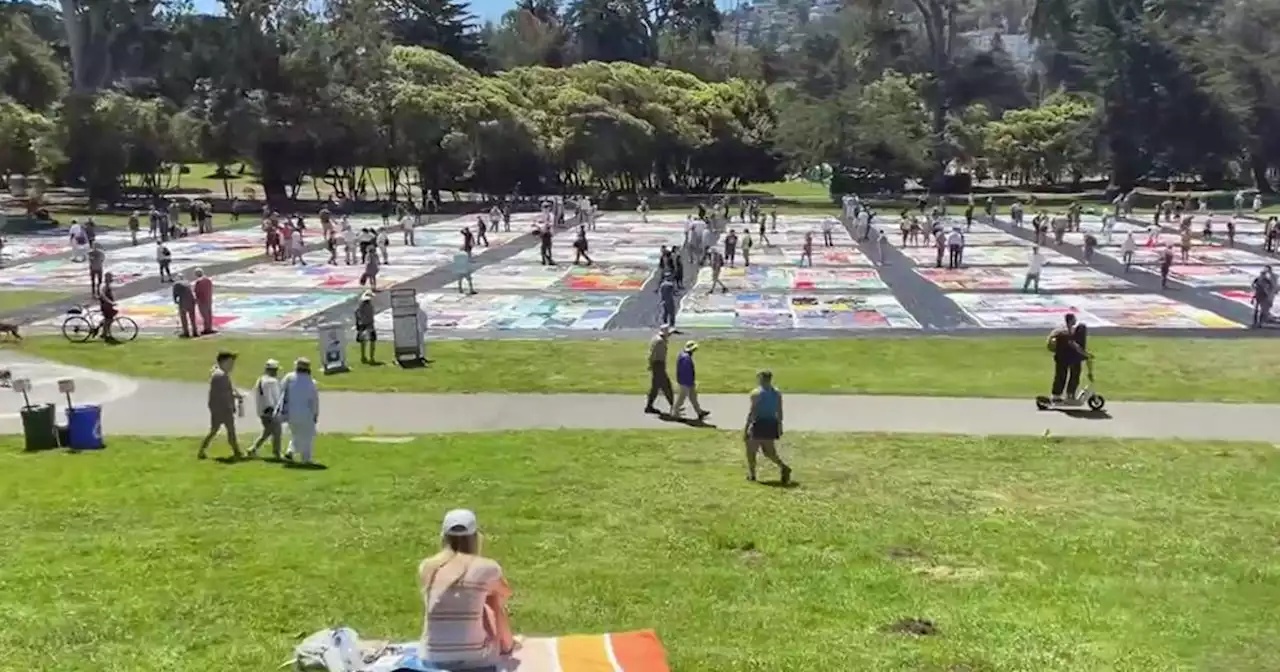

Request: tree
left=385, top=0, right=490, bottom=71
left=564, top=0, right=720, bottom=65
left=488, top=1, right=568, bottom=69
left=0, top=97, right=52, bottom=183
left=0, top=12, right=67, bottom=110
left=983, top=94, right=1099, bottom=186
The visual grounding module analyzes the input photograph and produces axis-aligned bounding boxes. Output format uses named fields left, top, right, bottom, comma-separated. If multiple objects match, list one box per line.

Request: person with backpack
left=247, top=359, right=283, bottom=459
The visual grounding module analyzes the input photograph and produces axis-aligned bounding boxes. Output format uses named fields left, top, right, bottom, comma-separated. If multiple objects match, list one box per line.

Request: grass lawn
left=0, top=290, right=70, bottom=313
left=740, top=180, right=1280, bottom=214
left=3, top=431, right=1278, bottom=671
left=10, top=335, right=1280, bottom=403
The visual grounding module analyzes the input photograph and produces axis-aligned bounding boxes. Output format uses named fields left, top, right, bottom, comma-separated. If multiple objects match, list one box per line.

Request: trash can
left=20, top=403, right=58, bottom=451
left=65, top=404, right=104, bottom=450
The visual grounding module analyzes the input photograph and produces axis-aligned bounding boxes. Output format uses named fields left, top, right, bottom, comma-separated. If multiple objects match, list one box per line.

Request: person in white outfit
left=279, top=357, right=320, bottom=464
left=248, top=359, right=283, bottom=458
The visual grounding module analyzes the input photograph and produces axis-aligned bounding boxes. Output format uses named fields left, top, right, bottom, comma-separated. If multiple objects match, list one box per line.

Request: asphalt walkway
left=0, top=351, right=1274, bottom=442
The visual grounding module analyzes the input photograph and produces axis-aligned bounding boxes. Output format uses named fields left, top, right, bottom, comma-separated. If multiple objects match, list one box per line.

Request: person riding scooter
left=1046, top=313, right=1091, bottom=404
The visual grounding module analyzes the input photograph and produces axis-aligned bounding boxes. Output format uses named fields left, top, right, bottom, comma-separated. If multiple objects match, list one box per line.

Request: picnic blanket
left=291, top=627, right=670, bottom=672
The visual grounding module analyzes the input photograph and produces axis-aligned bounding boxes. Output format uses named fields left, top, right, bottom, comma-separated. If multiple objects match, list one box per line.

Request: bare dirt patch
left=887, top=546, right=928, bottom=562
left=883, top=618, right=939, bottom=636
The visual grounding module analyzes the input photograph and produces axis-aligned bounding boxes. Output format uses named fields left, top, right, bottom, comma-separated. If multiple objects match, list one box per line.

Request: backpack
left=290, top=627, right=364, bottom=671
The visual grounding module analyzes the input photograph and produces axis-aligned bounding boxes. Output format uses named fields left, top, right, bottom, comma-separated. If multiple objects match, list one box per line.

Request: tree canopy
left=0, top=0, right=1277, bottom=201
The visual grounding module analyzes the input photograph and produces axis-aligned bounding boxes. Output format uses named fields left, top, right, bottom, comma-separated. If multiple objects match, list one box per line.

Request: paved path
left=0, top=352, right=1275, bottom=441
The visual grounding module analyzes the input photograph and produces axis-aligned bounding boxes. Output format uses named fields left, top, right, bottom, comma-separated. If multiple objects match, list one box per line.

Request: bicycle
left=61, top=306, right=139, bottom=343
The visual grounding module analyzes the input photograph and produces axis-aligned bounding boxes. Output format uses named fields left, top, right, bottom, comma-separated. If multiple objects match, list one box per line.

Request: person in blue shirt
left=744, top=370, right=791, bottom=484
left=673, top=341, right=709, bottom=420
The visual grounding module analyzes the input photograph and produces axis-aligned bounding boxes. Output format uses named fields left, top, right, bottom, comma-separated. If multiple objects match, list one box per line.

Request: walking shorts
left=750, top=419, right=781, bottom=440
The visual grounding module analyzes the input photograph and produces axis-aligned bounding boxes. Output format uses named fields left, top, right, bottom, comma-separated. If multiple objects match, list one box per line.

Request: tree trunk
left=1250, top=152, right=1273, bottom=194
left=59, top=0, right=90, bottom=92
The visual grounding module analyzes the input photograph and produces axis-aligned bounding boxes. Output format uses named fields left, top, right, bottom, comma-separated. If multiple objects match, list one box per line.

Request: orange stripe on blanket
left=556, top=634, right=616, bottom=672
left=608, top=630, right=670, bottom=672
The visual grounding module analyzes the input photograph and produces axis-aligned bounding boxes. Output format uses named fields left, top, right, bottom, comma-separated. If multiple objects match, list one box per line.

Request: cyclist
left=98, top=271, right=118, bottom=342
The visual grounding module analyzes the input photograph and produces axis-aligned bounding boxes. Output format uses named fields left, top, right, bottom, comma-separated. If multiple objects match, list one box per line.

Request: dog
left=0, top=322, right=20, bottom=340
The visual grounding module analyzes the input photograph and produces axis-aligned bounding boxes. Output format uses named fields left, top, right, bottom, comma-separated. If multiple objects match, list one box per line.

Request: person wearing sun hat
left=279, top=357, right=319, bottom=463
left=673, top=340, right=709, bottom=420
left=355, top=290, right=378, bottom=364
left=418, top=509, right=516, bottom=666
left=247, top=359, right=283, bottom=459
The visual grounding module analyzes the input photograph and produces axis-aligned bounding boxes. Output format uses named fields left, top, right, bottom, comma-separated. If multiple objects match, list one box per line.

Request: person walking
left=247, top=359, right=283, bottom=459
left=156, top=240, right=173, bottom=282
left=947, top=227, right=964, bottom=269
left=87, top=243, right=106, bottom=297
left=744, top=370, right=791, bottom=484
left=644, top=325, right=676, bottom=415
left=361, top=244, right=381, bottom=291
left=1121, top=232, right=1136, bottom=272
left=707, top=248, right=727, bottom=294
left=198, top=350, right=244, bottom=460
left=454, top=248, right=476, bottom=295
left=193, top=269, right=215, bottom=335
left=1023, top=246, right=1044, bottom=293
left=1251, top=267, right=1275, bottom=328
left=167, top=277, right=196, bottom=338
left=279, top=357, right=320, bottom=464
left=355, top=291, right=378, bottom=363
left=672, top=341, right=710, bottom=420
left=658, top=274, right=677, bottom=327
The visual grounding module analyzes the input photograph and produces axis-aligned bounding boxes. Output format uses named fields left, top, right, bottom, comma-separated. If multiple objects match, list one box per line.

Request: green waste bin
left=21, top=403, right=59, bottom=451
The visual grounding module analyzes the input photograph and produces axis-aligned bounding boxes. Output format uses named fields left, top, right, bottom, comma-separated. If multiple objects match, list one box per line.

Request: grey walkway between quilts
left=0, top=351, right=1274, bottom=442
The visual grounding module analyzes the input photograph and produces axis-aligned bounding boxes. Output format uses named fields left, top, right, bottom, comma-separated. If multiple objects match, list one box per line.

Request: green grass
left=0, top=290, right=70, bottom=313
left=123, top=163, right=407, bottom=200
left=739, top=180, right=1280, bottom=214
left=11, top=335, right=1280, bottom=403
left=4, top=431, right=1279, bottom=671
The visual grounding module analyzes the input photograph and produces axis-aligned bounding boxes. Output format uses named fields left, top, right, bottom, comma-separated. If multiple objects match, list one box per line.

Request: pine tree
left=386, top=0, right=490, bottom=71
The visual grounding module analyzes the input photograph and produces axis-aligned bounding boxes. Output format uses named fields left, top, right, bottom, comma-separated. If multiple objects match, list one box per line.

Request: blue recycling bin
left=65, top=404, right=104, bottom=450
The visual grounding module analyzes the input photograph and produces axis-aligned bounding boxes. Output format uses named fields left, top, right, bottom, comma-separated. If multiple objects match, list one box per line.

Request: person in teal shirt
left=744, top=370, right=792, bottom=484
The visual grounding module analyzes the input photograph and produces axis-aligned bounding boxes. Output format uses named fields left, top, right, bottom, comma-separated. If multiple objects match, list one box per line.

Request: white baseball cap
left=441, top=509, right=478, bottom=537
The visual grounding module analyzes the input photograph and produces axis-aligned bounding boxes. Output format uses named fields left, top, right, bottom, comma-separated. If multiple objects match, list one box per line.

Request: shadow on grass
left=759, top=479, right=800, bottom=489
left=283, top=461, right=328, bottom=471
left=658, top=413, right=718, bottom=429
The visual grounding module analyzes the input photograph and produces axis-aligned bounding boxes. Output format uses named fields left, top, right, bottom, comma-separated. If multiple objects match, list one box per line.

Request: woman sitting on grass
left=419, top=509, right=515, bottom=669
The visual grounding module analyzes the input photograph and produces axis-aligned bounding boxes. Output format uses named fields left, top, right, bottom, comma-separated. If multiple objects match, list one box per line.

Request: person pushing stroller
left=1046, top=313, right=1091, bottom=404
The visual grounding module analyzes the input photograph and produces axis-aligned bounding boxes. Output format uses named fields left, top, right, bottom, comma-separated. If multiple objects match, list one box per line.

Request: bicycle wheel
left=112, top=316, right=140, bottom=342
left=61, top=315, right=94, bottom=343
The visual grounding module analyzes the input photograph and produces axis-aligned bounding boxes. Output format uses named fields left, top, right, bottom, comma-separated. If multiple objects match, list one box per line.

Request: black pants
left=1052, top=359, right=1082, bottom=398
left=948, top=245, right=961, bottom=268
left=646, top=364, right=673, bottom=409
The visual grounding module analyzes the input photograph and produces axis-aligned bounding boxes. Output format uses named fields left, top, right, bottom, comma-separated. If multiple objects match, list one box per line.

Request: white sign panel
left=316, top=322, right=348, bottom=374
left=389, top=287, right=424, bottom=364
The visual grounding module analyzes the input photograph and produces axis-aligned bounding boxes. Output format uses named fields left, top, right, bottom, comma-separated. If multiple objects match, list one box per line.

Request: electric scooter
left=1035, top=359, right=1105, bottom=411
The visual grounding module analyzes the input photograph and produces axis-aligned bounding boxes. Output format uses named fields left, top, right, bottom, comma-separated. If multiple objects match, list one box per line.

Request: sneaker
left=781, top=466, right=792, bottom=485
left=697, top=410, right=711, bottom=419
left=643, top=406, right=660, bottom=415
left=196, top=452, right=207, bottom=460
